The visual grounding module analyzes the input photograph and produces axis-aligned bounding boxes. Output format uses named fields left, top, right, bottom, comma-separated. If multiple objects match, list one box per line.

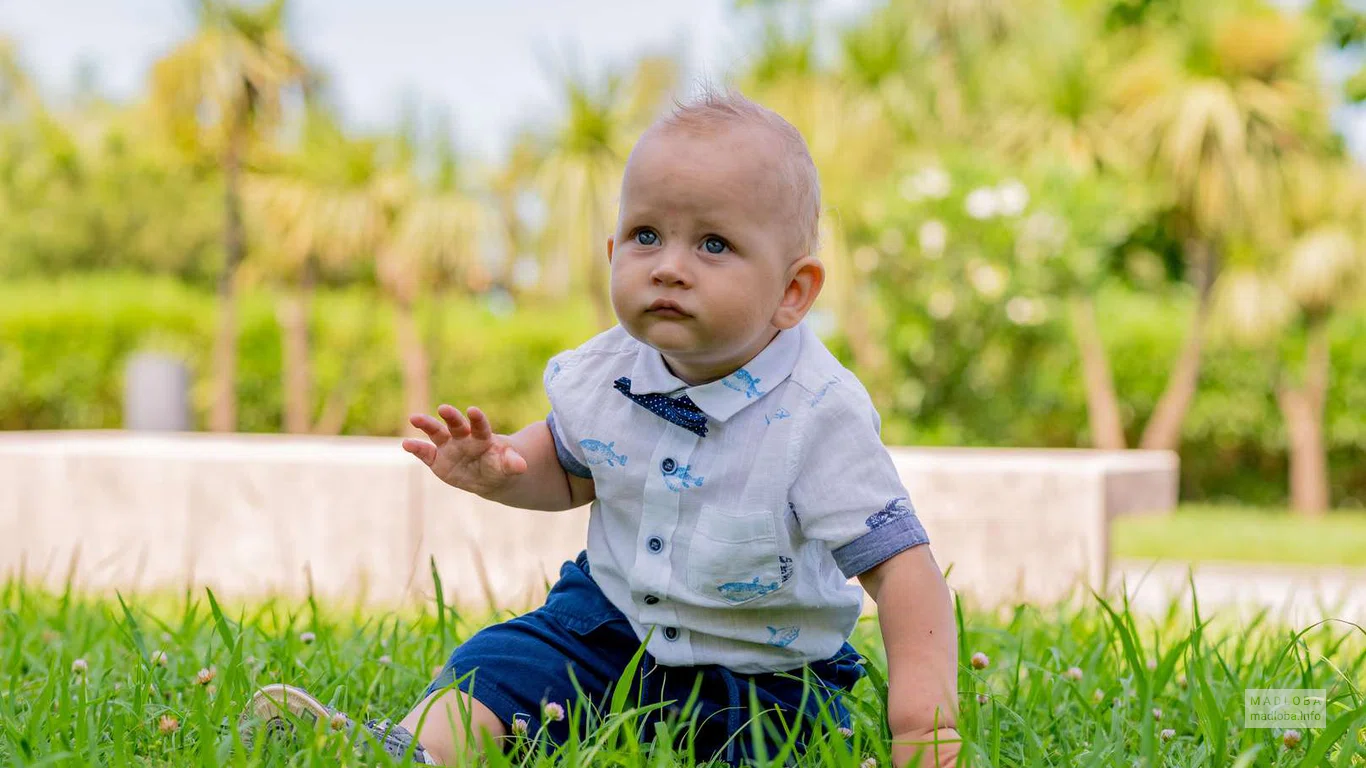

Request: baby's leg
left=399, top=689, right=505, bottom=765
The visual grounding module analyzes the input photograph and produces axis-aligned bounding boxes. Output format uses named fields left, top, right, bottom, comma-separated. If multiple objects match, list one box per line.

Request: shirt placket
left=631, top=425, right=699, bottom=666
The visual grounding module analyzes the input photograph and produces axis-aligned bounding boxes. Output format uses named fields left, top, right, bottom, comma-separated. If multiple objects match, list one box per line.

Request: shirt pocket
left=685, top=504, right=787, bottom=606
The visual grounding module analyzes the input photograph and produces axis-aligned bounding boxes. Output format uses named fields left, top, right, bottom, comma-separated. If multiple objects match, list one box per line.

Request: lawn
left=1111, top=505, right=1366, bottom=568
left=2, top=577, right=1364, bottom=767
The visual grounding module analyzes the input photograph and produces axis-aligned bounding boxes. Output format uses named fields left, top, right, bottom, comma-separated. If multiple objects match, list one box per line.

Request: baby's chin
left=629, top=316, right=704, bottom=355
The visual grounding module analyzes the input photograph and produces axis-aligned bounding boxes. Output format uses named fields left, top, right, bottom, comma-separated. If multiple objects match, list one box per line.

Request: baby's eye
left=635, top=229, right=659, bottom=246
left=703, top=236, right=727, bottom=254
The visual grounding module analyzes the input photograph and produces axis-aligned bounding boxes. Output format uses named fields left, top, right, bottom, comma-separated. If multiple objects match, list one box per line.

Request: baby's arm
left=859, top=545, right=961, bottom=768
left=403, top=405, right=595, bottom=511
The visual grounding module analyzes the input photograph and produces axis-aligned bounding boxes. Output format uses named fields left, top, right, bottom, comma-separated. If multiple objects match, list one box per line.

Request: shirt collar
left=627, top=325, right=803, bottom=423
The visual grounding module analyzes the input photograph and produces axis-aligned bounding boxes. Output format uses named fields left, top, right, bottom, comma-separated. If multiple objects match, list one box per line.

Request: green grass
left=3, top=578, right=1365, bottom=766
left=1112, top=505, right=1366, bottom=568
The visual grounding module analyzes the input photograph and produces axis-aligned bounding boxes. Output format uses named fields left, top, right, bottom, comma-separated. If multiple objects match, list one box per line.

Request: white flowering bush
left=857, top=150, right=1153, bottom=445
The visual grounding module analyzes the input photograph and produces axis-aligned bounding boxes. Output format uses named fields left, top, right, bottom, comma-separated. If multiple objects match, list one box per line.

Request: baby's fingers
left=402, top=438, right=438, bottom=467
left=409, top=413, right=450, bottom=446
left=466, top=407, right=494, bottom=441
left=437, top=404, right=471, bottom=439
left=500, top=444, right=528, bottom=476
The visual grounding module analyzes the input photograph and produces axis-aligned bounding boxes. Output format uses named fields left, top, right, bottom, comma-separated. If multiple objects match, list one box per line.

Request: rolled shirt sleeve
left=788, top=394, right=930, bottom=578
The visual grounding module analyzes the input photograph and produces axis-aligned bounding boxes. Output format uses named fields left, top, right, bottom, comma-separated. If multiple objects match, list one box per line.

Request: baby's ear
left=773, top=257, right=825, bottom=330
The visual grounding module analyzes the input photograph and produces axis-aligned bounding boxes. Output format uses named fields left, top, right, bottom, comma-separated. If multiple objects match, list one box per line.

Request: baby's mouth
left=646, top=299, right=691, bottom=319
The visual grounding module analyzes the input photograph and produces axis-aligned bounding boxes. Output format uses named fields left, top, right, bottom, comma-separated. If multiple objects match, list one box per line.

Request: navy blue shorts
left=419, top=552, right=865, bottom=764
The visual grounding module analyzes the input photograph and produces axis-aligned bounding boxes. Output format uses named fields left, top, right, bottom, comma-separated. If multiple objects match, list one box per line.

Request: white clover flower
left=150, top=650, right=169, bottom=668
left=330, top=713, right=349, bottom=730
left=159, top=715, right=180, bottom=735
left=71, top=658, right=88, bottom=675
left=1064, top=667, right=1084, bottom=682
left=544, top=701, right=565, bottom=722
left=1151, top=707, right=1162, bottom=721
left=838, top=726, right=854, bottom=738
left=511, top=717, right=529, bottom=736
left=861, top=758, right=878, bottom=768
left=1160, top=728, right=1175, bottom=742
left=378, top=655, right=392, bottom=666
left=965, top=187, right=999, bottom=219
left=970, top=651, right=990, bottom=670
left=976, top=693, right=989, bottom=704
left=969, top=262, right=1006, bottom=299
left=1282, top=729, right=1301, bottom=749
left=928, top=290, right=956, bottom=320
left=195, top=667, right=216, bottom=686
left=300, top=632, right=316, bottom=645
left=918, top=220, right=948, bottom=256
left=996, top=179, right=1029, bottom=216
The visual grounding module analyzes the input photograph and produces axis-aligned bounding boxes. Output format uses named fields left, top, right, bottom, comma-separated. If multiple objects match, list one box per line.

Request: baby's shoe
left=239, top=683, right=437, bottom=764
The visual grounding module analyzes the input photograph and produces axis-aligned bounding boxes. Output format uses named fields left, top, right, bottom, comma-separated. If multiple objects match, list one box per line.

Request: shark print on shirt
left=661, top=462, right=704, bottom=492
left=722, top=368, right=763, bottom=399
left=716, top=576, right=780, bottom=603
left=764, top=407, right=792, bottom=425
left=579, top=439, right=628, bottom=468
left=808, top=376, right=841, bottom=407
left=766, top=626, right=800, bottom=648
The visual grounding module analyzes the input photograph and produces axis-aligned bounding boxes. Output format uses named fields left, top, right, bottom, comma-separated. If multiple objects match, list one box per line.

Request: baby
left=241, top=90, right=961, bottom=767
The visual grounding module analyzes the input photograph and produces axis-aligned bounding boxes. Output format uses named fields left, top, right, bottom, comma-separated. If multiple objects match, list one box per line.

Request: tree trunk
left=394, top=296, right=431, bottom=436
left=1069, top=296, right=1126, bottom=450
left=1139, top=243, right=1217, bottom=451
left=277, top=264, right=313, bottom=433
left=1278, top=320, right=1331, bottom=517
left=209, top=121, right=246, bottom=433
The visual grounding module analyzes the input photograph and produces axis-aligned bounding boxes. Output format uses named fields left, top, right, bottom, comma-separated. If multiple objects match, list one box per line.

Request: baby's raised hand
left=402, top=405, right=529, bottom=497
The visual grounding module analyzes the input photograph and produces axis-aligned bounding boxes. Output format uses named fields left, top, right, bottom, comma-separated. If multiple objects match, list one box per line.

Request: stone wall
left=0, top=432, right=1177, bottom=610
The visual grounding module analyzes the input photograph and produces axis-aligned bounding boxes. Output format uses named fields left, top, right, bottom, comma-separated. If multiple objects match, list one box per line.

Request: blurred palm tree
left=378, top=151, right=499, bottom=431
left=1215, top=157, right=1365, bottom=515
left=151, top=0, right=309, bottom=432
left=753, top=72, right=899, bottom=393
left=535, top=56, right=677, bottom=329
left=250, top=105, right=498, bottom=435
left=244, top=106, right=388, bottom=433
left=1113, top=3, right=1331, bottom=451
left=0, top=37, right=41, bottom=121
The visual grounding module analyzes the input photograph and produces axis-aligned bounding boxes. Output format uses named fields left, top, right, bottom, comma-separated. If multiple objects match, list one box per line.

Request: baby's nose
left=650, top=249, right=691, bottom=285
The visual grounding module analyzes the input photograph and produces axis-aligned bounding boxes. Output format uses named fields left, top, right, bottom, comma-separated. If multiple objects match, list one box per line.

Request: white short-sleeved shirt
left=544, top=322, right=929, bottom=674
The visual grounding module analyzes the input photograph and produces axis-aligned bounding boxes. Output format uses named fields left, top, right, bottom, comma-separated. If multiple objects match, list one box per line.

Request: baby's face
left=609, top=122, right=812, bottom=384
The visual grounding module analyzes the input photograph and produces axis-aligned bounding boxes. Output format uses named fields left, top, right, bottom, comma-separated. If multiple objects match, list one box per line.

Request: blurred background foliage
left=1, top=0, right=1365, bottom=513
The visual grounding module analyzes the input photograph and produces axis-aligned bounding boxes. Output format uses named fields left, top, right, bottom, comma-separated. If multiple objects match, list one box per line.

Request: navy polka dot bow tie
left=613, top=377, right=709, bottom=437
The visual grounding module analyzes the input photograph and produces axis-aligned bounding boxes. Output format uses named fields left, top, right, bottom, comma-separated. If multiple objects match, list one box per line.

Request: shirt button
left=647, top=536, right=664, bottom=553
left=644, top=595, right=660, bottom=605
left=660, top=457, right=676, bottom=473
left=663, top=626, right=679, bottom=641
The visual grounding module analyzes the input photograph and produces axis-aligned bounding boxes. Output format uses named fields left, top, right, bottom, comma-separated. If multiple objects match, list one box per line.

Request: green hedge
left=1, top=274, right=1362, bottom=506
left=0, top=274, right=595, bottom=436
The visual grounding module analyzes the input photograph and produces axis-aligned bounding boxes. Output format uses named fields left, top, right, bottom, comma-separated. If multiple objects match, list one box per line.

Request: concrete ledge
left=0, top=431, right=1178, bottom=609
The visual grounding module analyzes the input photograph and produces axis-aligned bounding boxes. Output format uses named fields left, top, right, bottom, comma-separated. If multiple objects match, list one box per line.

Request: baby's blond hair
left=652, top=88, right=821, bottom=260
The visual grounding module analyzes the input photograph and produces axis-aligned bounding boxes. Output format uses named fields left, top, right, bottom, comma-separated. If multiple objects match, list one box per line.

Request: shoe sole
left=239, top=684, right=336, bottom=750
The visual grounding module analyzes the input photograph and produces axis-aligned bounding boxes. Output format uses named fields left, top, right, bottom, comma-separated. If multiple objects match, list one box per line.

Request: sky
left=0, top=0, right=870, bottom=162
left=1, top=0, right=1362, bottom=161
